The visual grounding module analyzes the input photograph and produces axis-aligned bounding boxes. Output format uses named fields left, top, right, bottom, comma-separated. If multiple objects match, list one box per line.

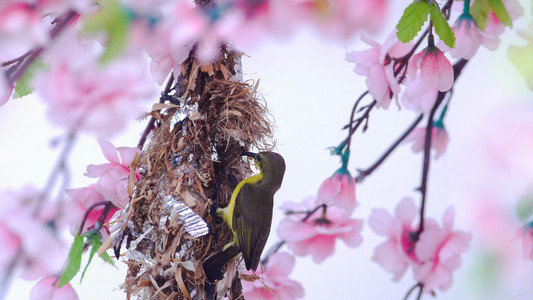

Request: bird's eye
left=256, top=155, right=262, bottom=162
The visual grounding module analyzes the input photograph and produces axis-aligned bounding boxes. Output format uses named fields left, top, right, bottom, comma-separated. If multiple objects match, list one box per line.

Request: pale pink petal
left=30, top=277, right=79, bottom=300
left=395, top=198, right=417, bottom=225
left=117, top=146, right=141, bottom=166
left=372, top=240, right=409, bottom=281
left=308, top=235, right=336, bottom=263
left=98, top=140, right=120, bottom=164
left=368, top=208, right=394, bottom=236
left=339, top=219, right=363, bottom=247
left=266, top=252, right=295, bottom=278
left=435, top=51, right=454, bottom=91
left=277, top=219, right=316, bottom=241
left=415, top=226, right=445, bottom=262
left=441, top=206, right=455, bottom=232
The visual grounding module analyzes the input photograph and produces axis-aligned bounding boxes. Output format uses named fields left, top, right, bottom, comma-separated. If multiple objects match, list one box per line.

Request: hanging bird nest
left=116, top=47, right=274, bottom=300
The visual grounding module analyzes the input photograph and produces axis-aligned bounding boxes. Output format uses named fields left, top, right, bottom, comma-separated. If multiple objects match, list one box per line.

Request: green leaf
left=470, top=0, right=490, bottom=29
left=488, top=0, right=512, bottom=28
left=396, top=1, right=431, bottom=43
left=84, top=0, right=130, bottom=63
left=100, top=251, right=115, bottom=266
left=59, top=234, right=84, bottom=288
left=80, top=233, right=102, bottom=282
left=516, top=194, right=533, bottom=222
left=13, top=60, right=45, bottom=99
left=429, top=4, right=455, bottom=48
left=470, top=0, right=512, bottom=29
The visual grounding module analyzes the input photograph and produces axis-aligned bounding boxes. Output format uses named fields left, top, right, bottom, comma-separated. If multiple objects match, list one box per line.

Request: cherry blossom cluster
left=0, top=187, right=77, bottom=299
left=369, top=198, right=471, bottom=293
left=346, top=0, right=523, bottom=158
left=65, top=140, right=140, bottom=237
left=244, top=167, right=361, bottom=299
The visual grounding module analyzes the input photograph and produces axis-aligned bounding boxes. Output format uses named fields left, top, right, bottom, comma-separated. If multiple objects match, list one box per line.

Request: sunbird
left=203, top=151, right=286, bottom=281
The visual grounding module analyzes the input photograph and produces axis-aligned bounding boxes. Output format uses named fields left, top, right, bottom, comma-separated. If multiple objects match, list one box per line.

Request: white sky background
left=2, top=0, right=533, bottom=299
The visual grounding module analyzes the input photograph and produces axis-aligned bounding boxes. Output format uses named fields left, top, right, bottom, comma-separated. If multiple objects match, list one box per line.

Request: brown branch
left=8, top=10, right=77, bottom=85
left=33, top=131, right=77, bottom=216
left=416, top=59, right=468, bottom=235
left=137, top=73, right=175, bottom=149
left=356, top=113, right=423, bottom=183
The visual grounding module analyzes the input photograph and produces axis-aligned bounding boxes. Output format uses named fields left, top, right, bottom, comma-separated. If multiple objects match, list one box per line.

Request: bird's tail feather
left=203, top=242, right=240, bottom=282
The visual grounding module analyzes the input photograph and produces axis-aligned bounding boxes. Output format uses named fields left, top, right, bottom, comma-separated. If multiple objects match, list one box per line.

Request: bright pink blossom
left=368, top=198, right=420, bottom=281
left=346, top=31, right=412, bottom=109
left=30, top=276, right=79, bottom=300
left=64, top=185, right=118, bottom=238
left=407, top=45, right=454, bottom=93
left=34, top=30, right=158, bottom=137
left=0, top=187, right=67, bottom=281
left=84, top=140, right=141, bottom=208
left=405, top=125, right=449, bottom=159
left=277, top=197, right=363, bottom=263
left=242, top=252, right=304, bottom=300
left=315, top=169, right=356, bottom=213
left=402, top=45, right=453, bottom=113
left=414, top=207, right=472, bottom=293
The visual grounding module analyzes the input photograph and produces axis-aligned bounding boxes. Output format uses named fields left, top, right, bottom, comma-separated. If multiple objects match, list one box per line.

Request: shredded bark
left=122, top=46, right=273, bottom=299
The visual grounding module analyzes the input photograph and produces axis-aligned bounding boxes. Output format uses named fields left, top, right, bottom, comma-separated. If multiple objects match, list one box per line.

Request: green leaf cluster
left=84, top=0, right=131, bottom=63
left=13, top=60, right=46, bottom=99
left=396, top=0, right=455, bottom=48
left=516, top=193, right=533, bottom=223
left=58, top=232, right=115, bottom=288
left=470, top=0, right=512, bottom=30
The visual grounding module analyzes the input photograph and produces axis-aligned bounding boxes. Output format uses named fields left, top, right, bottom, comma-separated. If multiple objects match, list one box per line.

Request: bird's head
left=240, top=151, right=286, bottom=189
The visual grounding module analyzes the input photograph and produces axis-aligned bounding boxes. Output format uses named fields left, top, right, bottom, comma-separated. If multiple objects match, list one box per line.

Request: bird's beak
left=240, top=152, right=257, bottom=159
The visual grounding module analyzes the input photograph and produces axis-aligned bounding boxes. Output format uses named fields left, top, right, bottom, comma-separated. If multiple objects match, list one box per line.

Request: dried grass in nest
left=124, top=51, right=274, bottom=299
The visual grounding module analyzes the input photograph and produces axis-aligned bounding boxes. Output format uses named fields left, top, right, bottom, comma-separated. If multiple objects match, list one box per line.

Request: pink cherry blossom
left=295, top=0, right=386, bottom=39
left=346, top=31, right=412, bottom=109
left=277, top=197, right=363, bottom=263
left=450, top=17, right=482, bottom=60
left=402, top=82, right=438, bottom=113
left=315, top=169, right=356, bottom=213
left=479, top=0, right=524, bottom=50
left=84, top=140, right=141, bottom=208
left=405, top=125, right=449, bottom=159
left=33, top=30, right=158, bottom=137
left=407, top=45, right=454, bottom=93
left=145, top=1, right=204, bottom=84
left=414, top=207, right=472, bottom=293
left=242, top=252, right=304, bottom=300
left=64, top=185, right=118, bottom=238
left=30, top=276, right=79, bottom=300
left=368, top=197, right=420, bottom=281
left=0, top=187, right=67, bottom=281
left=0, top=3, right=47, bottom=59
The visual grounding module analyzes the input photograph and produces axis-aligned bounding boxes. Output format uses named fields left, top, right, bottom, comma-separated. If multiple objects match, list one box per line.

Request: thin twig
left=416, top=59, right=468, bottom=235
left=33, top=131, right=77, bottom=217
left=403, top=282, right=422, bottom=300
left=356, top=113, right=423, bottom=183
left=77, top=201, right=114, bottom=236
left=8, top=10, right=77, bottom=84
left=137, top=73, right=175, bottom=149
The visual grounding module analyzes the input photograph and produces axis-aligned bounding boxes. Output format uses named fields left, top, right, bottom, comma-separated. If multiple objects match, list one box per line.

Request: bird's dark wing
left=232, top=183, right=273, bottom=271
